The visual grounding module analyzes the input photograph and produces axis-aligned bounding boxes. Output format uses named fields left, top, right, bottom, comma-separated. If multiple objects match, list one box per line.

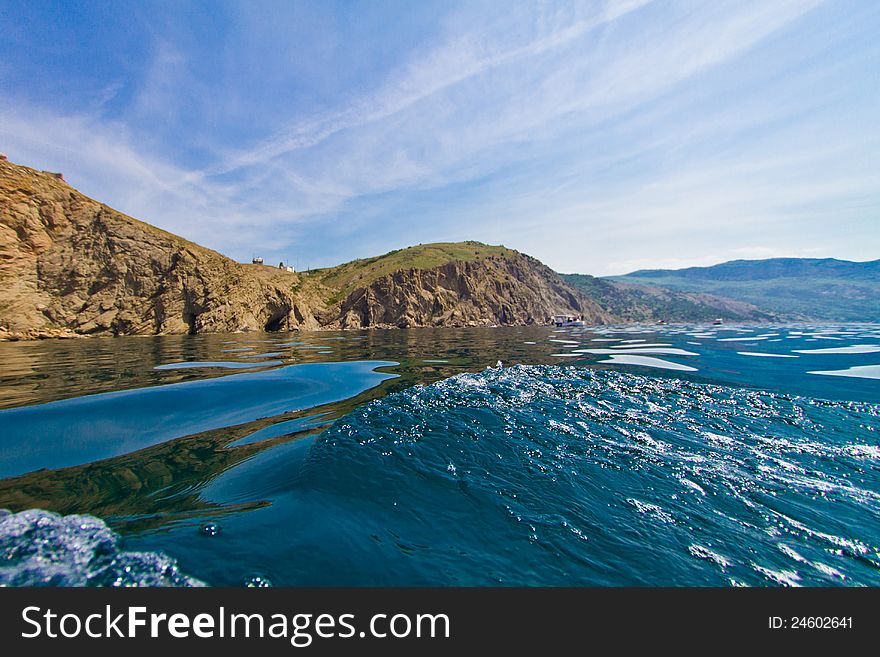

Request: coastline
left=1, top=318, right=862, bottom=342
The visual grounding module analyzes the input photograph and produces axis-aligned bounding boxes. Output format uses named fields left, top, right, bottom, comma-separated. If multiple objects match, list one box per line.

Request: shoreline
left=0, top=319, right=853, bottom=343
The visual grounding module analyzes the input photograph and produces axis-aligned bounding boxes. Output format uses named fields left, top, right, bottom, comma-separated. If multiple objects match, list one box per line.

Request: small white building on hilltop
left=251, top=257, right=293, bottom=272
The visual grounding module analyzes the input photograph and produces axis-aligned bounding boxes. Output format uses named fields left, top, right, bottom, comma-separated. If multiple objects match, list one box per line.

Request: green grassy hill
left=311, top=242, right=517, bottom=302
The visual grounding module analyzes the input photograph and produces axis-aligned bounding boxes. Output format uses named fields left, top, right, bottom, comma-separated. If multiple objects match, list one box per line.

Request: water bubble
left=244, top=574, right=272, bottom=588
left=200, top=522, right=221, bottom=537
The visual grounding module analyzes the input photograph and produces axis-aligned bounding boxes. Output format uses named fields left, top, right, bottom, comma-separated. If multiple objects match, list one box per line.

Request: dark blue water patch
left=0, top=361, right=397, bottom=479
left=139, top=365, right=880, bottom=587
left=154, top=360, right=283, bottom=370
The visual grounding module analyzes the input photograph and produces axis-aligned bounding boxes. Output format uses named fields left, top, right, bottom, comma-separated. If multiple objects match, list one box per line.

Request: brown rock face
left=0, top=159, right=607, bottom=338
left=0, top=160, right=321, bottom=335
left=338, top=255, right=610, bottom=328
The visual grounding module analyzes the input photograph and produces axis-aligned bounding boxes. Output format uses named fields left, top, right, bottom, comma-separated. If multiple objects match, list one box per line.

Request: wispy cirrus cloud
left=213, top=0, right=825, bottom=212
left=201, top=0, right=829, bottom=238
left=212, top=0, right=656, bottom=173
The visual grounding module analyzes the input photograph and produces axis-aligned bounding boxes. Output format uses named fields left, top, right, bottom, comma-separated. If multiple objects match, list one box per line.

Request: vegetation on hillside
left=313, top=242, right=516, bottom=302
left=612, top=258, right=880, bottom=321
left=561, top=273, right=775, bottom=322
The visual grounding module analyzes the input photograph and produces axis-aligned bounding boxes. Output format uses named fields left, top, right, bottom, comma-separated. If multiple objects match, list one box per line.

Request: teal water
left=0, top=324, right=878, bottom=586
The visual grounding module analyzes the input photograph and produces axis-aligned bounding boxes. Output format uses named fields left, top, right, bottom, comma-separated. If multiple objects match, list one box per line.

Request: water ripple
left=295, top=365, right=880, bottom=586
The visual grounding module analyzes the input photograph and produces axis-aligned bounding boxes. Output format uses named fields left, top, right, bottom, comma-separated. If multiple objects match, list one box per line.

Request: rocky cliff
left=0, top=159, right=605, bottom=338
left=0, top=159, right=326, bottom=338
left=337, top=253, right=609, bottom=328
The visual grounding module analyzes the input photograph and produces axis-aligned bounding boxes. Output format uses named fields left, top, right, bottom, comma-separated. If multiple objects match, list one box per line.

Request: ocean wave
left=0, top=509, right=202, bottom=587
left=293, top=365, right=880, bottom=585
left=6, top=364, right=878, bottom=587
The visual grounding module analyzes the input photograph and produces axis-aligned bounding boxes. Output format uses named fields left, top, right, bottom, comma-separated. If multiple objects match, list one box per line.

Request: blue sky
left=1, top=0, right=877, bottom=274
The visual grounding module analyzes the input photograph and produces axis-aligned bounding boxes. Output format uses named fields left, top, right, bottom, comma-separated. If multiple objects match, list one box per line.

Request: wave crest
left=0, top=509, right=203, bottom=587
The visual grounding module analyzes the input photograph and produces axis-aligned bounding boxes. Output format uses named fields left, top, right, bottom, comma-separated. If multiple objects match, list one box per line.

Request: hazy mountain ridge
left=611, top=258, right=879, bottom=321
left=560, top=274, right=777, bottom=322
left=625, top=258, right=879, bottom=282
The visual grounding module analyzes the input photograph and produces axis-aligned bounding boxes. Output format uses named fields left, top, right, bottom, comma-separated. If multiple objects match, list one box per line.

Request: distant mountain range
left=559, top=274, right=776, bottom=323
left=607, top=258, right=879, bottom=321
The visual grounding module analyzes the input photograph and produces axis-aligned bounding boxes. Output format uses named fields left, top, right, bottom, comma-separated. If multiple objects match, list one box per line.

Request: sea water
left=0, top=324, right=877, bottom=586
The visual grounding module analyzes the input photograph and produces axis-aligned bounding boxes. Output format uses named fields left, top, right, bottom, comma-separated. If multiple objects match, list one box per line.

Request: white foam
left=626, top=498, right=675, bottom=523
left=0, top=509, right=203, bottom=587
left=737, top=352, right=799, bottom=358
left=599, top=355, right=698, bottom=372
left=751, top=563, right=802, bottom=587
left=718, top=336, right=767, bottom=342
left=681, top=479, right=707, bottom=496
left=689, top=544, right=731, bottom=568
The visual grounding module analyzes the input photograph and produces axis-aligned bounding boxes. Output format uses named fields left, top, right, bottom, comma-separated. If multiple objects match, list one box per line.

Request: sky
left=0, top=0, right=877, bottom=275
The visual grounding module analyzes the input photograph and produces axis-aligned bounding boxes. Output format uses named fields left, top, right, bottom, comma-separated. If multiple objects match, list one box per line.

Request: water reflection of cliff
left=0, top=385, right=382, bottom=531
left=0, top=326, right=564, bottom=533
left=0, top=326, right=560, bottom=409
